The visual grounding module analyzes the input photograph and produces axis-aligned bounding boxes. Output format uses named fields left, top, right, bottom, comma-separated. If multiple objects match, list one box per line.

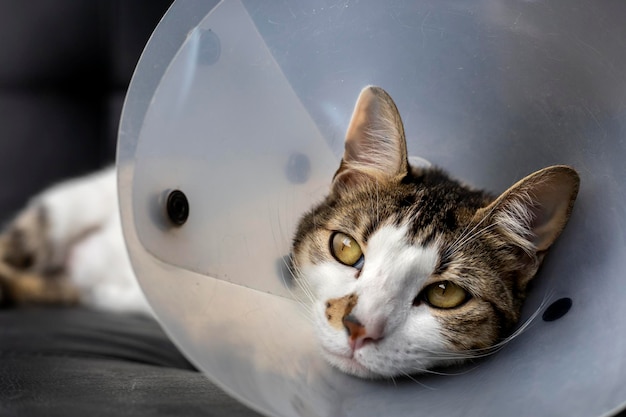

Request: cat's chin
left=320, top=347, right=381, bottom=379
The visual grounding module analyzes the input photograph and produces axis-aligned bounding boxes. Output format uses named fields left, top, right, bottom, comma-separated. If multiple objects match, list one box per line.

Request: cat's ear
left=476, top=166, right=579, bottom=280
left=332, top=86, right=409, bottom=192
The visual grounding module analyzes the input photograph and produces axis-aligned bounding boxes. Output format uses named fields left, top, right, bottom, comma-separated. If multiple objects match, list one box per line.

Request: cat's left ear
left=332, top=86, right=409, bottom=192
left=476, top=165, right=580, bottom=275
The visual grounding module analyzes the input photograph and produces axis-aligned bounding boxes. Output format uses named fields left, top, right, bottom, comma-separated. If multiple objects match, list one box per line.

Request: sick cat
left=291, top=86, right=579, bottom=378
left=0, top=86, right=579, bottom=381
left=0, top=167, right=151, bottom=314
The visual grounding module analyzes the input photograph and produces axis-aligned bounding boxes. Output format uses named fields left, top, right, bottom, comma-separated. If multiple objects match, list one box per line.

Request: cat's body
left=0, top=86, right=579, bottom=379
left=0, top=167, right=151, bottom=315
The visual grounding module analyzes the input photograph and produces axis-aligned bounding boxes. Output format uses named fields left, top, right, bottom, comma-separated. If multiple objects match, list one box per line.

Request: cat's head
left=291, top=86, right=579, bottom=378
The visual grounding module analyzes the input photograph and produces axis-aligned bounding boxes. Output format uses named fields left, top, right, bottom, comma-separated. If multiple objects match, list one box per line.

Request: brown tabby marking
left=2, top=204, right=49, bottom=271
left=326, top=293, right=358, bottom=330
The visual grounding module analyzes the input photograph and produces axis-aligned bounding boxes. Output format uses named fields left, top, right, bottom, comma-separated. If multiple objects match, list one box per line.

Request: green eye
left=423, top=281, right=468, bottom=309
left=330, top=232, right=364, bottom=268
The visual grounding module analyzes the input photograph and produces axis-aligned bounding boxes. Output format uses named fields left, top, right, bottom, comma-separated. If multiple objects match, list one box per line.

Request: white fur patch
left=36, top=167, right=152, bottom=315
left=40, top=167, right=119, bottom=265
left=68, top=210, right=151, bottom=315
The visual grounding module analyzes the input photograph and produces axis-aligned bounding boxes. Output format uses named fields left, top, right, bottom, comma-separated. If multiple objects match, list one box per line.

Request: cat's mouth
left=320, top=346, right=376, bottom=378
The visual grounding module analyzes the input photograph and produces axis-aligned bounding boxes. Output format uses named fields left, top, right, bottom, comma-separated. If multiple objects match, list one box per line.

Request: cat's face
left=292, top=86, right=579, bottom=378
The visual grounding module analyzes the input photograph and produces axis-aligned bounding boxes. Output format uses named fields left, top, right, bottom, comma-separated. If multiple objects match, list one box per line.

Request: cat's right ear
left=332, top=86, right=409, bottom=193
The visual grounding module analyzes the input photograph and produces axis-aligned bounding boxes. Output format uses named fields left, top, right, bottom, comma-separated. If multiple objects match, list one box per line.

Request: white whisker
left=445, top=204, right=495, bottom=256
left=269, top=204, right=317, bottom=314
left=445, top=221, right=499, bottom=259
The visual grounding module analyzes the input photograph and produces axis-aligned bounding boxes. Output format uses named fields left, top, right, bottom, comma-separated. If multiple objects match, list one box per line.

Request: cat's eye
left=330, top=232, right=364, bottom=268
left=422, top=281, right=468, bottom=309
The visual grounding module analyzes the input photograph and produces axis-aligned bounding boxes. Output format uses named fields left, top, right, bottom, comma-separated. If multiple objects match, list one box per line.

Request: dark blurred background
left=0, top=0, right=174, bottom=222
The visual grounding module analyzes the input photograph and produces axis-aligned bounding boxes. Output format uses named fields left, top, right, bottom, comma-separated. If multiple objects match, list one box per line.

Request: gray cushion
left=0, top=308, right=262, bottom=417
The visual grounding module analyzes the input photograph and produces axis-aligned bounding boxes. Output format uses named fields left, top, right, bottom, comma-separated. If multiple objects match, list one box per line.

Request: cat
left=0, top=86, right=579, bottom=381
left=290, top=86, right=579, bottom=378
left=0, top=167, right=151, bottom=315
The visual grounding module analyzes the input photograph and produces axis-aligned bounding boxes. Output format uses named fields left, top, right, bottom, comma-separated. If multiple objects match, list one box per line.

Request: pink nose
left=342, top=314, right=385, bottom=351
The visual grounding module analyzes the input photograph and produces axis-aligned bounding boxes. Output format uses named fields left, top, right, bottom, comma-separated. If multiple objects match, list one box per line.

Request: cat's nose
left=342, top=314, right=384, bottom=351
